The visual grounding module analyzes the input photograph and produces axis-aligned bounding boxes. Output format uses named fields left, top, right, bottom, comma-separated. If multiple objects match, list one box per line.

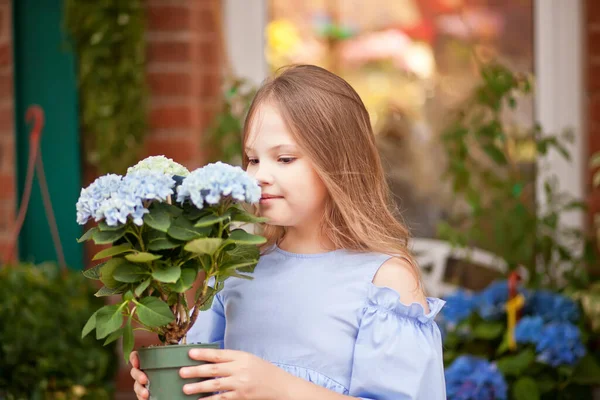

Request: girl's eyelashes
left=278, top=157, right=296, bottom=164
left=247, top=158, right=259, bottom=165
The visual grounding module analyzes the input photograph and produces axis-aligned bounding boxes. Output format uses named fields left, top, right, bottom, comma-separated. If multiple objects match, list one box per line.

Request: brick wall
left=0, top=0, right=15, bottom=261
left=586, top=0, right=600, bottom=242
left=114, top=1, right=224, bottom=398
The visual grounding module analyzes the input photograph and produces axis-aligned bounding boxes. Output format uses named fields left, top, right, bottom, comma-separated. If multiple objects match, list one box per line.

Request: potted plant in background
left=76, top=156, right=266, bottom=399
left=437, top=62, right=600, bottom=399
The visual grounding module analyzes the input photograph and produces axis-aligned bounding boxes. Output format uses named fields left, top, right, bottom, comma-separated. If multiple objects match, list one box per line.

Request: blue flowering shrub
left=76, top=157, right=266, bottom=361
left=440, top=281, right=600, bottom=399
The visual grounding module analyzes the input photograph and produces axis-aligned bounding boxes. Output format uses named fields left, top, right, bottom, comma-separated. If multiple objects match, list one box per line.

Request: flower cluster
left=76, top=174, right=123, bottom=225
left=445, top=356, right=507, bottom=400
left=177, top=162, right=261, bottom=209
left=516, top=317, right=586, bottom=367
left=76, top=170, right=176, bottom=227
left=126, top=155, right=190, bottom=177
left=524, top=289, right=579, bottom=323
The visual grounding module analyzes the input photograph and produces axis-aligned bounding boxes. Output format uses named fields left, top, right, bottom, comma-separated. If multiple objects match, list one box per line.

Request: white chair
left=409, top=237, right=528, bottom=297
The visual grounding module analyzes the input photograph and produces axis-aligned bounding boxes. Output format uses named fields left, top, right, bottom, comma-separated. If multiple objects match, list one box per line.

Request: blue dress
left=187, top=245, right=446, bottom=399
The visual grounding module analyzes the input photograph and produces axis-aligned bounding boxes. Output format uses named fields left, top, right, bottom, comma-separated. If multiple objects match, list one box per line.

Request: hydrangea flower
left=524, top=290, right=580, bottom=323
left=76, top=174, right=123, bottom=225
left=177, top=162, right=261, bottom=209
left=445, top=355, right=507, bottom=400
left=127, top=155, right=190, bottom=177
left=76, top=170, right=176, bottom=227
left=439, top=290, right=477, bottom=331
left=477, top=280, right=519, bottom=320
left=515, top=316, right=544, bottom=344
left=535, top=322, right=586, bottom=367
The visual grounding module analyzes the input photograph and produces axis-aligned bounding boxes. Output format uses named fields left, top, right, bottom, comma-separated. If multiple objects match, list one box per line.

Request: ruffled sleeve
left=185, top=292, right=226, bottom=348
left=349, top=285, right=446, bottom=400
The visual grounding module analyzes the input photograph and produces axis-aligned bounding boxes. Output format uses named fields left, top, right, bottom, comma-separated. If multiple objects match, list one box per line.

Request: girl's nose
left=253, top=165, right=274, bottom=186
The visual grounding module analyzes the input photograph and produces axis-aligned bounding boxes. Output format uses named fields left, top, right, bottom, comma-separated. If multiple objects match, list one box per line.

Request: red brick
left=0, top=106, right=13, bottom=132
left=148, top=72, right=192, bottom=96
left=588, top=0, right=600, bottom=24
left=144, top=136, right=196, bottom=162
left=197, top=36, right=221, bottom=66
left=196, top=6, right=216, bottom=34
left=0, top=173, right=13, bottom=200
left=147, top=6, right=191, bottom=32
left=0, top=43, right=10, bottom=67
left=0, top=198, right=15, bottom=234
left=198, top=71, right=221, bottom=98
left=0, top=73, right=12, bottom=98
left=147, top=40, right=192, bottom=63
left=149, top=105, right=192, bottom=130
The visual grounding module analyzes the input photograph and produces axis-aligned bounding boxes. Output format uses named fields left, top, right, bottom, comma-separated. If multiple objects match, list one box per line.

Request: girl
left=130, top=64, right=446, bottom=399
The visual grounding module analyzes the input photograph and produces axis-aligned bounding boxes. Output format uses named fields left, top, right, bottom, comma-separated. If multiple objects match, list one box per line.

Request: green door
left=13, top=0, right=83, bottom=269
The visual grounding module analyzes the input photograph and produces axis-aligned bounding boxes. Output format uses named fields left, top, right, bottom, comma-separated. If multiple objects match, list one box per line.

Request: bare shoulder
left=372, top=256, right=429, bottom=313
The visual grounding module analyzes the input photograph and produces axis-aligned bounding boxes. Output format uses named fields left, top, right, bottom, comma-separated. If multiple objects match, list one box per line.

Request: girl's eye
left=248, top=158, right=259, bottom=165
left=279, top=157, right=296, bottom=164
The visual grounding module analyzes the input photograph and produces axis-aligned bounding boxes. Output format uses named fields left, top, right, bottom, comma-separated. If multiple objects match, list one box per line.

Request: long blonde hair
left=242, top=65, right=419, bottom=277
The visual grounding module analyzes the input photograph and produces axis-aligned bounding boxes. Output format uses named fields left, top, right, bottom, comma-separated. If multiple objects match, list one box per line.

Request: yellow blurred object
left=505, top=294, right=525, bottom=351
left=265, top=19, right=302, bottom=68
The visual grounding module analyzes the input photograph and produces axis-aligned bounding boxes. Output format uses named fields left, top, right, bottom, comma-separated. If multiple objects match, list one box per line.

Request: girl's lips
left=259, top=196, right=282, bottom=204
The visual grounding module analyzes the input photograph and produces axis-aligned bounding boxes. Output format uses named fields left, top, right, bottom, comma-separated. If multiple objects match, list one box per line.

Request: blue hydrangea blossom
left=177, top=162, right=261, bottom=209
left=439, top=290, right=477, bottom=332
left=127, top=155, right=190, bottom=177
left=76, top=174, right=123, bottom=225
left=524, top=290, right=580, bottom=323
left=514, top=316, right=544, bottom=344
left=535, top=322, right=586, bottom=367
left=445, top=355, right=507, bottom=400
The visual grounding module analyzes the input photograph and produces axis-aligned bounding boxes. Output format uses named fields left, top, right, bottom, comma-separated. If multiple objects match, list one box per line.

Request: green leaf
left=496, top=349, right=536, bottom=376
left=472, top=321, right=504, bottom=340
left=81, top=310, right=98, bottom=338
left=572, top=354, right=600, bottom=385
left=513, top=377, right=540, bottom=400
left=194, top=214, right=229, bottom=228
left=125, top=252, right=162, bottom=263
left=100, top=258, right=126, bottom=288
left=93, top=243, right=133, bottom=260
left=185, top=238, right=223, bottom=255
left=103, top=328, right=123, bottom=345
left=123, top=316, right=135, bottom=363
left=220, top=259, right=258, bottom=272
left=167, top=268, right=197, bottom=293
left=151, top=263, right=181, bottom=283
left=226, top=229, right=267, bottom=245
left=135, top=277, right=152, bottom=297
left=94, top=284, right=127, bottom=297
left=168, top=216, right=211, bottom=241
left=98, top=220, right=124, bottom=231
left=113, top=262, right=149, bottom=283
left=147, top=229, right=181, bottom=251
left=231, top=208, right=268, bottom=224
left=77, top=227, right=98, bottom=243
left=195, top=286, right=216, bottom=311
left=483, top=143, right=508, bottom=165
left=136, top=297, right=174, bottom=327
left=93, top=228, right=126, bottom=245
left=82, top=262, right=104, bottom=280
left=96, top=304, right=124, bottom=339
left=144, top=204, right=173, bottom=232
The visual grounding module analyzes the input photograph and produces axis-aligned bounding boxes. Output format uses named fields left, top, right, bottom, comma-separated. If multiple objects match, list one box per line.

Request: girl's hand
left=180, top=348, right=292, bottom=399
left=129, top=351, right=150, bottom=400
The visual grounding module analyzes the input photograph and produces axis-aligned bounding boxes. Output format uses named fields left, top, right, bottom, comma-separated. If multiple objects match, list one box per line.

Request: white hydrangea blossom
left=127, top=155, right=190, bottom=177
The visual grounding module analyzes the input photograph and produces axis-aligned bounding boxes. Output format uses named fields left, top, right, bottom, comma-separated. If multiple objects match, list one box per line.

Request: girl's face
left=245, top=103, right=329, bottom=230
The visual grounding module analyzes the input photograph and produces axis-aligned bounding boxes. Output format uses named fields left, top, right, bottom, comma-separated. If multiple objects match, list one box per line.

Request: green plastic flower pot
left=138, top=343, right=220, bottom=399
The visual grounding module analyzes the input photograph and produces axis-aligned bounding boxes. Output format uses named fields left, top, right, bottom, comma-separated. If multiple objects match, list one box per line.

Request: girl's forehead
left=246, top=103, right=297, bottom=148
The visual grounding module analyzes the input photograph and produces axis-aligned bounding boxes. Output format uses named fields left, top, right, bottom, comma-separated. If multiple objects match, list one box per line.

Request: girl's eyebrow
left=244, top=144, right=298, bottom=153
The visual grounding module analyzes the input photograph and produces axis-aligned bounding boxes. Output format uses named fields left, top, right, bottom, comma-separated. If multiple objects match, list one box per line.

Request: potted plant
left=77, top=156, right=266, bottom=399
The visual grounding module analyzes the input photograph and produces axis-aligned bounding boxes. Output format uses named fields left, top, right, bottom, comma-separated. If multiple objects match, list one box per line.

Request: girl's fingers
left=180, top=361, right=234, bottom=379
left=129, top=351, right=140, bottom=368
left=188, top=348, right=241, bottom=363
left=133, top=381, right=149, bottom=400
left=202, top=391, right=237, bottom=400
left=130, top=367, right=148, bottom=385
left=182, top=377, right=236, bottom=395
